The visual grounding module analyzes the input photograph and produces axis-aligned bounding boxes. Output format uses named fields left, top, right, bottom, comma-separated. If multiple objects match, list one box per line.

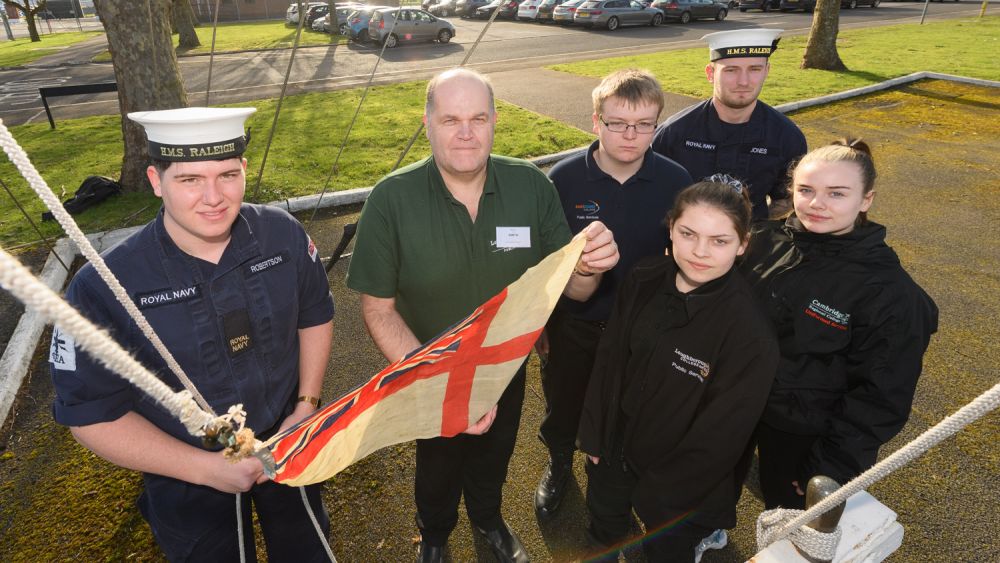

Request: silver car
left=573, top=0, right=663, bottom=29
left=368, top=8, right=457, bottom=48
left=552, top=0, right=586, bottom=23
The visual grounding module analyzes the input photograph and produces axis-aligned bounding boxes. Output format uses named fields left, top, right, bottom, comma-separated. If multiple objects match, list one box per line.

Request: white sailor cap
left=701, top=29, right=783, bottom=62
left=127, top=106, right=256, bottom=162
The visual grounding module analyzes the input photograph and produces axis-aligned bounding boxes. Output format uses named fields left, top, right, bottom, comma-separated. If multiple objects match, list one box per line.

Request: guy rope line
left=0, top=246, right=224, bottom=439
left=205, top=0, right=223, bottom=106
left=307, top=6, right=409, bottom=225
left=0, top=118, right=215, bottom=415
left=306, top=2, right=508, bottom=225
left=0, top=175, right=69, bottom=271
left=757, top=379, right=1000, bottom=552
left=250, top=0, right=308, bottom=203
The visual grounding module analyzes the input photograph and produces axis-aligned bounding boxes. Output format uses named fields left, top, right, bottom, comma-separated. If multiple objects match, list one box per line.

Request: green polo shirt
left=347, top=155, right=572, bottom=343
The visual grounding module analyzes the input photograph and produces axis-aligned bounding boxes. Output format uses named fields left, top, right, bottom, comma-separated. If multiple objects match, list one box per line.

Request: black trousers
left=139, top=476, right=329, bottom=563
left=539, top=310, right=605, bottom=455
left=585, top=456, right=715, bottom=562
left=415, top=364, right=527, bottom=546
left=756, top=421, right=821, bottom=510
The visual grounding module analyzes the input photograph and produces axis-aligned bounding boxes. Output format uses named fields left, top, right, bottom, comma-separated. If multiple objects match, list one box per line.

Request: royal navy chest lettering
left=135, top=285, right=202, bottom=309
left=246, top=252, right=289, bottom=276
left=684, top=139, right=716, bottom=152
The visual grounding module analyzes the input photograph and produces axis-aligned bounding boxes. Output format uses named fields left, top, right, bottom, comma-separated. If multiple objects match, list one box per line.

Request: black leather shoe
left=534, top=454, right=572, bottom=520
left=416, top=540, right=444, bottom=563
left=475, top=521, right=530, bottom=563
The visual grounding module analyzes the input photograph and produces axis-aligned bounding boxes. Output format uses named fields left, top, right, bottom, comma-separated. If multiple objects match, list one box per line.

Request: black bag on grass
left=41, top=176, right=122, bottom=221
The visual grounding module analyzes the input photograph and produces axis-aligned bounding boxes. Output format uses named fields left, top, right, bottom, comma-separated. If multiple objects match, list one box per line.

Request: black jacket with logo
left=578, top=256, right=779, bottom=528
left=741, top=218, right=939, bottom=486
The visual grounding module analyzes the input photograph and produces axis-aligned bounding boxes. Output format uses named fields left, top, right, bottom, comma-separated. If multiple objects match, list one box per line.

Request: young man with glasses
left=534, top=69, right=692, bottom=522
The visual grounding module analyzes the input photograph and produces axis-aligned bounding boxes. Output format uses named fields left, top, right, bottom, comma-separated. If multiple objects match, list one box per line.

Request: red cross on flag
left=263, top=234, right=586, bottom=486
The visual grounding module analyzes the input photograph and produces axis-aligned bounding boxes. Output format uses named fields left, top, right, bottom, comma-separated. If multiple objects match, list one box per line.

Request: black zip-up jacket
left=741, top=218, right=939, bottom=486
left=578, top=256, right=779, bottom=528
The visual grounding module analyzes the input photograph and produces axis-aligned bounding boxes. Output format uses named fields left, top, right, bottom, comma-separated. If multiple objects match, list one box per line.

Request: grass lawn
left=549, top=16, right=1000, bottom=106
left=0, top=81, right=595, bottom=248
left=0, top=31, right=104, bottom=67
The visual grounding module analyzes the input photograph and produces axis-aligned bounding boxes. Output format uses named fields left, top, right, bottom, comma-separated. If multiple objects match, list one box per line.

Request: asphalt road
left=0, top=1, right=985, bottom=126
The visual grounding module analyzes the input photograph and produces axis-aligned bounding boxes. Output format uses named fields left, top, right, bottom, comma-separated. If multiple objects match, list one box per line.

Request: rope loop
left=757, top=508, right=842, bottom=560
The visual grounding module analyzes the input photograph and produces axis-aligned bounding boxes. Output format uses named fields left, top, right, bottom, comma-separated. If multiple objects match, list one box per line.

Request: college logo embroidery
left=246, top=252, right=289, bottom=276
left=671, top=348, right=711, bottom=383
left=574, top=200, right=601, bottom=220
left=135, top=286, right=201, bottom=309
left=307, top=236, right=318, bottom=263
left=804, top=299, right=850, bottom=331
left=49, top=326, right=76, bottom=371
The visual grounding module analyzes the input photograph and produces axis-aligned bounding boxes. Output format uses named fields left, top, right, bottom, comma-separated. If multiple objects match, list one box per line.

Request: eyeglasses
left=599, top=115, right=657, bottom=135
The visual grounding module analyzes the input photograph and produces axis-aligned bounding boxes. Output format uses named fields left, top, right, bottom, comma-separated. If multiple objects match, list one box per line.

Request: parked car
left=475, top=0, right=521, bottom=18
left=536, top=0, right=570, bottom=21
left=777, top=0, right=815, bottom=11
left=841, top=0, right=880, bottom=7
left=429, top=0, right=459, bottom=16
left=286, top=1, right=324, bottom=25
left=652, top=0, right=727, bottom=22
left=313, top=5, right=365, bottom=34
left=456, top=0, right=493, bottom=16
left=369, top=8, right=456, bottom=48
left=517, top=0, right=547, bottom=20
left=552, top=0, right=587, bottom=23
left=573, top=0, right=664, bottom=30
left=737, top=0, right=779, bottom=11
left=346, top=6, right=388, bottom=42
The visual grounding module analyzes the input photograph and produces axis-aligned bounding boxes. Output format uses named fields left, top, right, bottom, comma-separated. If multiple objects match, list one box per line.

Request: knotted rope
left=0, top=246, right=225, bottom=437
left=757, top=508, right=842, bottom=560
left=0, top=117, right=214, bottom=415
left=757, top=380, right=1000, bottom=553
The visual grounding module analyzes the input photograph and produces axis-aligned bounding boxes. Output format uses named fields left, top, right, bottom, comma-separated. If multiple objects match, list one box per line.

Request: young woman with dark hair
left=578, top=178, right=779, bottom=562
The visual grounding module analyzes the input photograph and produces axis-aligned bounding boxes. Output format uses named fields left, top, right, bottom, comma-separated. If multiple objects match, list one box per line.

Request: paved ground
left=0, top=29, right=997, bottom=561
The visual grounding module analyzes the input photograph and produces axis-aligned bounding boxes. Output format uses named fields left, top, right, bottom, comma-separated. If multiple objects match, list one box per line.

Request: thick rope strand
left=299, top=486, right=337, bottom=562
left=760, top=379, right=1000, bottom=549
left=0, top=247, right=214, bottom=436
left=0, top=118, right=214, bottom=415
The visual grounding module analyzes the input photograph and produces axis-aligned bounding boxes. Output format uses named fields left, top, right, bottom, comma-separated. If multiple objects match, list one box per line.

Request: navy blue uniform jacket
left=651, top=99, right=807, bottom=220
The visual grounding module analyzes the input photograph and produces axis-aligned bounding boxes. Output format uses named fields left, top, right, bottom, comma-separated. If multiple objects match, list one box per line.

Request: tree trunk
left=327, top=0, right=338, bottom=35
left=172, top=0, right=201, bottom=48
left=801, top=0, right=846, bottom=70
left=94, top=0, right=188, bottom=193
left=3, top=0, right=42, bottom=41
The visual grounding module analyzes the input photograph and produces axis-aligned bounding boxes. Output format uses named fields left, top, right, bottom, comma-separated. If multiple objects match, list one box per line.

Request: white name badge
left=496, top=226, right=531, bottom=249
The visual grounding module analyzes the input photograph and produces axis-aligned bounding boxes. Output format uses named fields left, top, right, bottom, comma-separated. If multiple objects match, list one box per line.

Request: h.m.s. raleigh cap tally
left=127, top=106, right=257, bottom=162
left=701, top=29, right=783, bottom=62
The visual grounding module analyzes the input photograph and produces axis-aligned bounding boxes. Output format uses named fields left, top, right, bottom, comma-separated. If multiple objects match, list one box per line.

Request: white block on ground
left=749, top=491, right=903, bottom=563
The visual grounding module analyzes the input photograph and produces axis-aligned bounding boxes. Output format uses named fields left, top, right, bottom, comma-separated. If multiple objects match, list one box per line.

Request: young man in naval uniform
left=49, top=107, right=335, bottom=562
left=652, top=29, right=807, bottom=221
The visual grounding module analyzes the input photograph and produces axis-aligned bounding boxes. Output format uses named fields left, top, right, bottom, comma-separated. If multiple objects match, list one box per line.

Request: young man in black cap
left=652, top=29, right=807, bottom=221
left=534, top=69, right=691, bottom=521
left=49, top=107, right=335, bottom=562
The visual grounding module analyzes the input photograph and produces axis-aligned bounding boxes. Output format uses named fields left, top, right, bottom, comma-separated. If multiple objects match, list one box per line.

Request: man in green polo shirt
left=347, top=68, right=619, bottom=563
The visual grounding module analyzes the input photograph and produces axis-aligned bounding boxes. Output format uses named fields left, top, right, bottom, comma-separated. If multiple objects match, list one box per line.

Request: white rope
left=756, top=508, right=842, bottom=560
left=0, top=117, right=214, bottom=415
left=0, top=246, right=214, bottom=436
left=757, top=379, right=1000, bottom=550
left=236, top=492, right=247, bottom=563
left=299, top=486, right=337, bottom=562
